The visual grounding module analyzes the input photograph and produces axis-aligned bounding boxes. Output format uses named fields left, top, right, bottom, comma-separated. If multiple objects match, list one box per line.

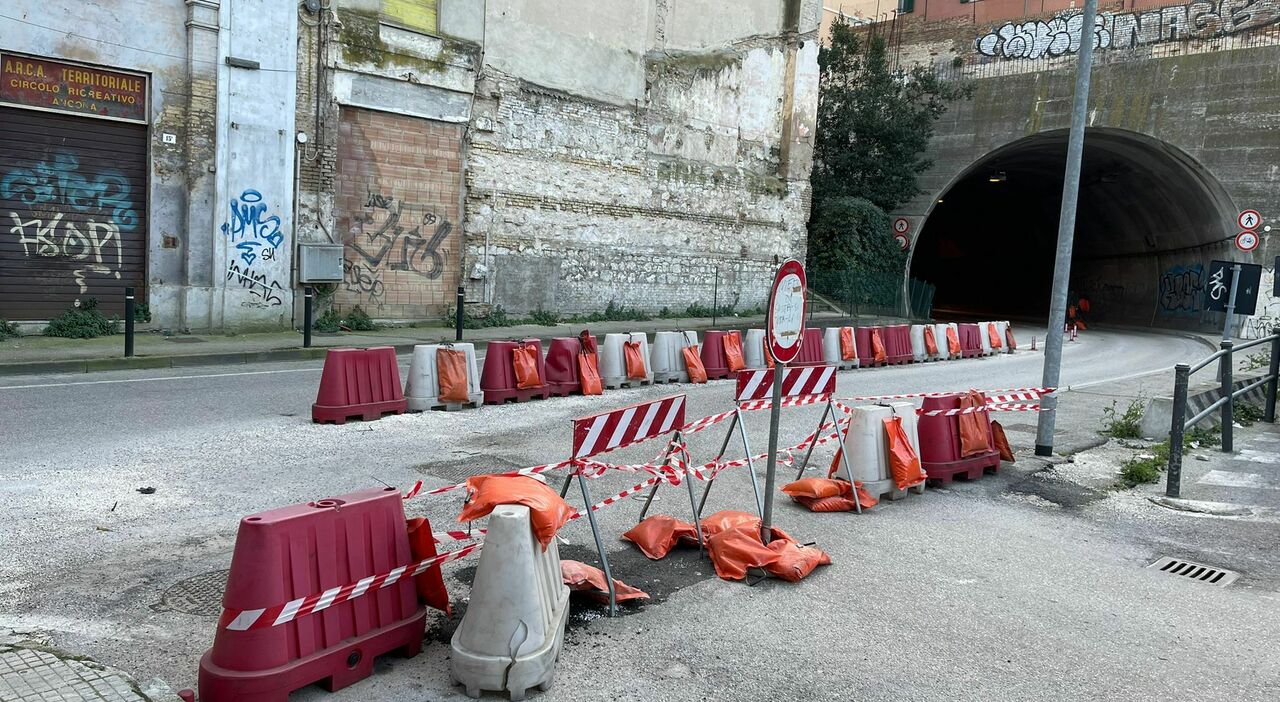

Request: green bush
left=807, top=196, right=903, bottom=279
left=570, top=301, right=651, bottom=324
left=1119, top=453, right=1163, bottom=487
left=314, top=308, right=342, bottom=333
left=133, top=302, right=152, bottom=323
left=1236, top=403, right=1264, bottom=426
left=528, top=308, right=560, bottom=326
left=0, top=319, right=18, bottom=341
left=344, top=305, right=376, bottom=331
left=44, top=299, right=118, bottom=339
left=1101, top=397, right=1145, bottom=439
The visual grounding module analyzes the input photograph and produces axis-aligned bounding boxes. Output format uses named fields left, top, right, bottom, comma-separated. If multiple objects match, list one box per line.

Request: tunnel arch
left=908, top=128, right=1239, bottom=328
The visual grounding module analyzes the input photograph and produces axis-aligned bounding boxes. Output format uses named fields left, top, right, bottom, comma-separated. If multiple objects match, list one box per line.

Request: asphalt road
left=5, top=327, right=1279, bottom=701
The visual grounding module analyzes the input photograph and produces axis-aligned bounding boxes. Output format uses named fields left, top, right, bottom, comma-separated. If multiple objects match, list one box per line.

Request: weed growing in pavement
left=313, top=308, right=342, bottom=332
left=1184, top=425, right=1221, bottom=448
left=1243, top=350, right=1270, bottom=371
left=1101, top=396, right=1146, bottom=439
left=344, top=305, right=377, bottom=332
left=1118, top=440, right=1170, bottom=487
left=0, top=318, right=18, bottom=340
left=1236, top=403, right=1264, bottom=426
left=44, top=299, right=118, bottom=339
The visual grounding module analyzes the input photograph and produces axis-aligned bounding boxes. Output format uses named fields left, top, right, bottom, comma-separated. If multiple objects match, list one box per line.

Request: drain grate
left=1147, top=557, right=1239, bottom=587
left=155, top=569, right=229, bottom=616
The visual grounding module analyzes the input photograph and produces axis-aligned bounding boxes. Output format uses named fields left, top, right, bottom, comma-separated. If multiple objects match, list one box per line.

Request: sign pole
left=1222, top=263, right=1242, bottom=342
left=761, top=365, right=785, bottom=544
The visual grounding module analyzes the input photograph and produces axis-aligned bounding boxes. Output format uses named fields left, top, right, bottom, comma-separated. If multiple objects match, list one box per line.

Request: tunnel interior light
left=988, top=171, right=1007, bottom=183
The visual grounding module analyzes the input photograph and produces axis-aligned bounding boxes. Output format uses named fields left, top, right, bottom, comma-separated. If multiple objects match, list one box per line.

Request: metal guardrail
left=1166, top=333, right=1280, bottom=498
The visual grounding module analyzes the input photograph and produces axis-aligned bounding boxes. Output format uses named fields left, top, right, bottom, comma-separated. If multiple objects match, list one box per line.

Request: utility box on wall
left=298, top=244, right=344, bottom=282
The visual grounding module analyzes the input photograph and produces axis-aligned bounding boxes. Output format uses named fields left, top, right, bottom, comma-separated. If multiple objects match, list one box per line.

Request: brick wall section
left=334, top=107, right=464, bottom=318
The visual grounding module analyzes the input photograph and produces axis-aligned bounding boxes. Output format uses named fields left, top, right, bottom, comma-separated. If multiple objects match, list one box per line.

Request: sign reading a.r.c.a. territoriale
left=1, top=53, right=148, bottom=123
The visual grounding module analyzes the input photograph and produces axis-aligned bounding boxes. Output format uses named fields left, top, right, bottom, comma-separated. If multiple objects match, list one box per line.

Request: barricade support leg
left=697, top=413, right=739, bottom=518
left=794, top=401, right=833, bottom=481
left=576, top=473, right=617, bottom=616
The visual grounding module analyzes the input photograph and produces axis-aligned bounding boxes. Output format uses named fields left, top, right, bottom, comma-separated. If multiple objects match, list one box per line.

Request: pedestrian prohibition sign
left=1238, top=210, right=1261, bottom=231
left=767, top=259, right=806, bottom=365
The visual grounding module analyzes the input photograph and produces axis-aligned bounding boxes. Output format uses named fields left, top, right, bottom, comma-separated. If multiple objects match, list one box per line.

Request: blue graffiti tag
left=221, top=189, right=283, bottom=266
left=1158, top=264, right=1205, bottom=317
left=0, top=151, right=138, bottom=230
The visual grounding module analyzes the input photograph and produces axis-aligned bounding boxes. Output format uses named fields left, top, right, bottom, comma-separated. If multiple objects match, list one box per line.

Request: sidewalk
left=0, top=311, right=898, bottom=377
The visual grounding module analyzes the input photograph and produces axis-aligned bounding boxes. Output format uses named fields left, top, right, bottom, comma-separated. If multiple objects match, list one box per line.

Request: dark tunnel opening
left=910, top=128, right=1236, bottom=328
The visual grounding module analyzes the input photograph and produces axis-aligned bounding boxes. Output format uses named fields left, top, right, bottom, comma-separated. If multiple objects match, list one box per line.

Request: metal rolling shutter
left=0, top=105, right=147, bottom=320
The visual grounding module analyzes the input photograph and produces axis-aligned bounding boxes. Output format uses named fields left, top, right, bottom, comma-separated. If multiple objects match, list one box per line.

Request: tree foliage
left=808, top=196, right=901, bottom=276
left=812, top=23, right=971, bottom=215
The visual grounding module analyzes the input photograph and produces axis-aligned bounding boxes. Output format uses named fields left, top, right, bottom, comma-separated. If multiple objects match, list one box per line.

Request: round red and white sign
left=893, top=233, right=909, bottom=251
left=1236, top=230, right=1260, bottom=252
left=1238, top=210, right=1261, bottom=231
left=893, top=217, right=910, bottom=234
left=766, top=259, right=807, bottom=365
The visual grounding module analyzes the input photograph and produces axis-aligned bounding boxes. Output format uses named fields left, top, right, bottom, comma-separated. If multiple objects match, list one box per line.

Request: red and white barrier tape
left=839, top=387, right=1054, bottom=402
left=403, top=459, right=574, bottom=501
left=434, top=529, right=485, bottom=543
left=221, top=542, right=483, bottom=632
left=917, top=403, right=1041, bottom=417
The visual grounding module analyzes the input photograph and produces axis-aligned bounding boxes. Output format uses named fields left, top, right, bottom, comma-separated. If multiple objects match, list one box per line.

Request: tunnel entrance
left=910, top=128, right=1236, bottom=328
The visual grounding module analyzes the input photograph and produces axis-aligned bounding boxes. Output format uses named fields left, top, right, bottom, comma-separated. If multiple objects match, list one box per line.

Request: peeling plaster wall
left=464, top=0, right=822, bottom=316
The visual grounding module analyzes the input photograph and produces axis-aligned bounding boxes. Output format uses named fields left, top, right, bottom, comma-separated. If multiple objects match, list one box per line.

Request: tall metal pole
left=124, top=287, right=135, bottom=358
left=1035, top=0, right=1098, bottom=457
left=1221, top=264, right=1242, bottom=342
left=760, top=365, right=785, bottom=544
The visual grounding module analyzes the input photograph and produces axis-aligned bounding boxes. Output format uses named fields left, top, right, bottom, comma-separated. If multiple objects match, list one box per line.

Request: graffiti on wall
left=221, top=188, right=286, bottom=308
left=1158, top=263, right=1206, bottom=316
left=341, top=188, right=452, bottom=308
left=976, top=1, right=1280, bottom=60
left=1240, top=267, right=1280, bottom=339
left=2, top=151, right=136, bottom=293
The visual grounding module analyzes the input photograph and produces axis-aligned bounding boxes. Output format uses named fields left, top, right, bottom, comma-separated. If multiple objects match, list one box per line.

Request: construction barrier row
left=237, top=373, right=1048, bottom=701
left=311, top=321, right=1019, bottom=423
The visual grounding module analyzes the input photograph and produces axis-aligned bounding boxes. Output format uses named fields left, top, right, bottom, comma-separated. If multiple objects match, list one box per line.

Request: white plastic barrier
left=600, top=332, right=653, bottom=389
left=832, top=401, right=925, bottom=501
left=451, top=504, right=569, bottom=700
left=743, top=329, right=769, bottom=369
left=978, top=321, right=994, bottom=356
left=822, top=327, right=858, bottom=370
left=404, top=343, right=483, bottom=410
left=650, top=331, right=699, bottom=383
left=933, top=323, right=958, bottom=360
left=909, top=325, right=930, bottom=363
left=995, top=320, right=1012, bottom=353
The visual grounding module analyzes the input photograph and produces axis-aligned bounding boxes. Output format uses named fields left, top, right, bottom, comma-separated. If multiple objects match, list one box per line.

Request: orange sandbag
left=991, top=420, right=1015, bottom=462
left=723, top=332, right=746, bottom=372
left=436, top=347, right=470, bottom=404
left=579, top=330, right=598, bottom=355
left=457, top=475, right=574, bottom=550
left=923, top=326, right=939, bottom=356
left=578, top=351, right=603, bottom=395
left=405, top=517, right=451, bottom=614
left=512, top=343, right=542, bottom=389
left=1005, top=327, right=1017, bottom=350
left=700, top=509, right=760, bottom=538
left=839, top=327, right=856, bottom=361
left=763, top=338, right=774, bottom=369
left=622, top=515, right=699, bottom=559
left=782, top=477, right=848, bottom=499
left=704, top=525, right=782, bottom=581
left=871, top=329, right=887, bottom=363
left=560, top=560, right=649, bottom=603
left=988, top=322, right=1003, bottom=349
left=798, top=463, right=879, bottom=510
left=945, top=326, right=961, bottom=355
left=624, top=340, right=647, bottom=380
left=683, top=345, right=708, bottom=383
left=958, top=390, right=991, bottom=457
left=764, top=539, right=831, bottom=582
left=883, top=416, right=926, bottom=490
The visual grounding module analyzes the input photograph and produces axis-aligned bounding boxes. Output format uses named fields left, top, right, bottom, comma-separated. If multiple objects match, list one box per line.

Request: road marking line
left=0, top=367, right=321, bottom=390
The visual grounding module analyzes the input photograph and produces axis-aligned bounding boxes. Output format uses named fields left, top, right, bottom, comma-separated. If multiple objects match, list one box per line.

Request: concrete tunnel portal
left=909, top=128, right=1238, bottom=329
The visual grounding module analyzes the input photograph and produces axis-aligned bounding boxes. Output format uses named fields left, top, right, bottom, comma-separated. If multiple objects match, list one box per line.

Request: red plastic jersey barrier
left=883, top=325, right=913, bottom=365
left=917, top=393, right=1000, bottom=485
left=700, top=331, right=733, bottom=380
left=792, top=328, right=826, bottom=367
left=312, top=347, right=408, bottom=424
left=545, top=337, right=587, bottom=397
left=957, top=324, right=983, bottom=359
left=481, top=339, right=550, bottom=404
left=199, top=488, right=425, bottom=702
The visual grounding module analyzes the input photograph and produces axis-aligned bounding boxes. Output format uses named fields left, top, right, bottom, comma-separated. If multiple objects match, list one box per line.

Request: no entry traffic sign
left=1238, top=210, right=1261, bottom=231
left=766, top=259, right=806, bottom=365
left=1236, top=230, right=1260, bottom=253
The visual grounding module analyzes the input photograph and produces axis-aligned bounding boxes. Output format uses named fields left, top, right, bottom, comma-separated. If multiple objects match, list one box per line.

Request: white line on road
left=0, top=367, right=322, bottom=390
left=1198, top=470, right=1278, bottom=490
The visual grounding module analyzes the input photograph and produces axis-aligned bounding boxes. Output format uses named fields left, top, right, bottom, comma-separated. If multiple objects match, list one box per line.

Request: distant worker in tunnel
left=1077, top=294, right=1090, bottom=330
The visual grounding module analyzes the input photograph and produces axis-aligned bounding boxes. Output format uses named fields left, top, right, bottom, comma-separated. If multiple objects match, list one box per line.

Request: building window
left=898, top=0, right=915, bottom=13
left=381, top=0, right=438, bottom=35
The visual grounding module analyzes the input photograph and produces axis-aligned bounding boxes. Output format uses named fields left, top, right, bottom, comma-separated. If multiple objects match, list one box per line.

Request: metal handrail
left=1165, top=332, right=1280, bottom=499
